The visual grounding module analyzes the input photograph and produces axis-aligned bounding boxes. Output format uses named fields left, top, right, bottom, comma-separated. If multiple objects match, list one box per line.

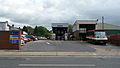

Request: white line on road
left=19, top=64, right=96, bottom=67
left=1, top=55, right=120, bottom=58
left=46, top=42, right=50, bottom=44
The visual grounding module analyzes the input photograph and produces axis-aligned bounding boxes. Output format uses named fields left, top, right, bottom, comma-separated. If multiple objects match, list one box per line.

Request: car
left=27, top=37, right=31, bottom=41
left=26, top=35, right=37, bottom=41
left=21, top=37, right=25, bottom=46
left=21, top=35, right=29, bottom=43
left=38, top=37, right=47, bottom=40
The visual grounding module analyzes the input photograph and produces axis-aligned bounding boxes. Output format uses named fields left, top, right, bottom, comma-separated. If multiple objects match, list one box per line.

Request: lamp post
left=102, top=16, right=104, bottom=30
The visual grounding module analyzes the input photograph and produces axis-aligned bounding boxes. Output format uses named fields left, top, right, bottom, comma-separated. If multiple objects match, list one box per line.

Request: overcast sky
left=0, top=0, right=120, bottom=29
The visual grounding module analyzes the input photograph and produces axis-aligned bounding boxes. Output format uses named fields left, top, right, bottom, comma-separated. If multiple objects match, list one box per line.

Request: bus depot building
left=72, top=20, right=120, bottom=40
left=52, top=23, right=68, bottom=40
left=96, top=23, right=120, bottom=36
left=72, top=20, right=97, bottom=40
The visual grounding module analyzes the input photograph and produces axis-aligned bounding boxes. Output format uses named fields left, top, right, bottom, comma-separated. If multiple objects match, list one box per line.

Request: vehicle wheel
left=103, top=43, right=107, bottom=45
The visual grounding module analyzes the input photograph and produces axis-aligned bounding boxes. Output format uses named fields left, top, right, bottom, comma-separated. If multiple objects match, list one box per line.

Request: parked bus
left=86, top=30, right=108, bottom=44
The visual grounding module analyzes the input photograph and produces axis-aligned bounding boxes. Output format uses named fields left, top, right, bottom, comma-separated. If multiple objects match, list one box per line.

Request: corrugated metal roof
left=75, top=20, right=97, bottom=25
left=76, top=20, right=97, bottom=22
left=96, top=23, right=120, bottom=30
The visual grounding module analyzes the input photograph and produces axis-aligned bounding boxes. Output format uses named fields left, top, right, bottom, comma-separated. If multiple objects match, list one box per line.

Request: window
left=95, top=32, right=106, bottom=37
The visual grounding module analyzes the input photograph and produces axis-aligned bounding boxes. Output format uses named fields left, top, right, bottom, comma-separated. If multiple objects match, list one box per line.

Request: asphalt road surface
left=1, top=40, right=120, bottom=68
left=21, top=40, right=96, bottom=52
left=0, top=56, right=120, bottom=68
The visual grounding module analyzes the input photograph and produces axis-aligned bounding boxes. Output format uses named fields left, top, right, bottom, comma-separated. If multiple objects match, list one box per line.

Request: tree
left=22, top=26, right=33, bottom=35
left=33, top=26, right=40, bottom=36
left=68, top=24, right=73, bottom=29
left=23, top=25, right=51, bottom=36
left=68, top=24, right=73, bottom=33
left=37, top=26, right=47, bottom=36
left=22, top=26, right=27, bottom=32
left=27, top=26, right=33, bottom=35
left=33, top=26, right=51, bottom=37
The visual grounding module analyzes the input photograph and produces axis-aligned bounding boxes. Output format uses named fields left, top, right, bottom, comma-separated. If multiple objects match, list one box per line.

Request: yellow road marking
left=92, top=53, right=97, bottom=55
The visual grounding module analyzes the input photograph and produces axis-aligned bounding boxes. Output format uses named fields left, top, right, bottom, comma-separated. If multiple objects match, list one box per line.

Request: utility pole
left=102, top=16, right=104, bottom=30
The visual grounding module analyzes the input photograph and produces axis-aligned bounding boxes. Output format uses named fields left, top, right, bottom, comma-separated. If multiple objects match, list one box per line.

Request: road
left=0, top=56, right=120, bottom=68
left=0, top=40, right=120, bottom=68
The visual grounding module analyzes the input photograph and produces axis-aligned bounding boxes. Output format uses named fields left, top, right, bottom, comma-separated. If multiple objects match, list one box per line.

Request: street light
left=102, top=16, right=104, bottom=30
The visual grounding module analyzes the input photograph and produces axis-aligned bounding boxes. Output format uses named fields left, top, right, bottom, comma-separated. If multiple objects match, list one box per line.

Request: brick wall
left=0, top=31, right=21, bottom=50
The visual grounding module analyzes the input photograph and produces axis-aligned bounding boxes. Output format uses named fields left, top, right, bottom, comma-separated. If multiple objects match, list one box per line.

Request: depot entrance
left=79, top=24, right=96, bottom=41
left=52, top=23, right=68, bottom=40
left=52, top=27, right=68, bottom=40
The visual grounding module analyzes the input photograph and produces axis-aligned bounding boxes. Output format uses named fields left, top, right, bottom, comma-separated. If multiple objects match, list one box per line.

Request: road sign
left=9, top=32, right=19, bottom=44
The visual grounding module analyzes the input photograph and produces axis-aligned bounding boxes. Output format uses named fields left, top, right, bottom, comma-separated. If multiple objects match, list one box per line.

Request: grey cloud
left=0, top=0, right=120, bottom=29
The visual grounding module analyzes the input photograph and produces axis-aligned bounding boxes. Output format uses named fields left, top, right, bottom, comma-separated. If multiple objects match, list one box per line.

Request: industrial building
left=0, top=21, right=20, bottom=31
left=72, top=20, right=120, bottom=40
left=96, top=23, right=120, bottom=35
left=52, top=23, right=68, bottom=40
left=72, top=20, right=97, bottom=40
left=0, top=21, right=9, bottom=31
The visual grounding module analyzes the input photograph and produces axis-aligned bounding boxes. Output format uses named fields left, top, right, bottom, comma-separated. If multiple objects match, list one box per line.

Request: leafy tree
left=22, top=26, right=27, bottom=32
left=33, top=26, right=51, bottom=37
left=68, top=24, right=73, bottom=29
left=68, top=24, right=73, bottom=33
left=38, top=26, right=47, bottom=36
left=22, top=26, right=33, bottom=35
left=23, top=25, right=51, bottom=37
left=33, top=26, right=40, bottom=36
left=27, top=26, right=33, bottom=35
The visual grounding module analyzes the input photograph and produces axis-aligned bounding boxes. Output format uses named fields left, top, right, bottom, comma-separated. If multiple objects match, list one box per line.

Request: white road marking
left=1, top=55, right=120, bottom=58
left=19, top=64, right=96, bottom=67
left=46, top=42, right=50, bottom=44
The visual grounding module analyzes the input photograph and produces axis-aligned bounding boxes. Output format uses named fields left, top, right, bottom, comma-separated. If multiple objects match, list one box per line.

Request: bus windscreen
left=95, top=32, right=106, bottom=37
